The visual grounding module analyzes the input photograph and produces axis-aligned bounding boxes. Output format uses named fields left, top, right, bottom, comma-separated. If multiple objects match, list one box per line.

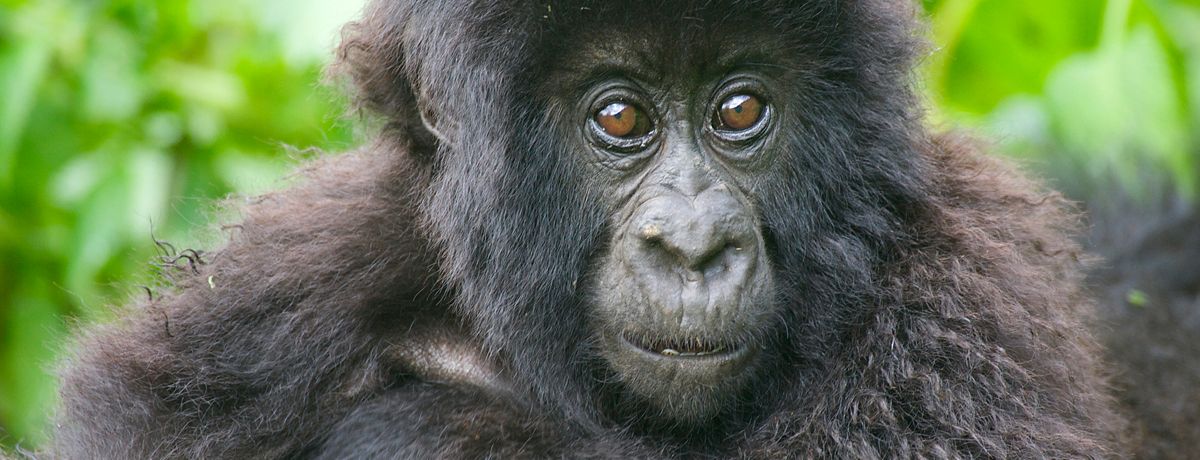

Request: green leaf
left=214, top=149, right=290, bottom=196
left=125, top=148, right=173, bottom=240
left=63, top=168, right=129, bottom=306
left=80, top=23, right=145, bottom=122
left=1040, top=24, right=1192, bottom=196
left=937, top=0, right=1105, bottom=114
left=0, top=278, right=66, bottom=447
left=154, top=60, right=248, bottom=112
left=50, top=152, right=109, bottom=207
left=0, top=28, right=51, bottom=190
left=1120, top=27, right=1188, bottom=160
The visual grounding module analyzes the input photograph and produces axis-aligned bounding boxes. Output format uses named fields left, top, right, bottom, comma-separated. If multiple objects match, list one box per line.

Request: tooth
left=661, top=348, right=679, bottom=356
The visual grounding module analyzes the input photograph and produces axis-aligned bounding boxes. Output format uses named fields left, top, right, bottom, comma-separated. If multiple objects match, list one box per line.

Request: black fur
left=52, top=1, right=1125, bottom=458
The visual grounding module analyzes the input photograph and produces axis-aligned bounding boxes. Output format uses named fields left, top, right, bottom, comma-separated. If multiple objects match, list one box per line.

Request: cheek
left=589, top=253, right=657, bottom=332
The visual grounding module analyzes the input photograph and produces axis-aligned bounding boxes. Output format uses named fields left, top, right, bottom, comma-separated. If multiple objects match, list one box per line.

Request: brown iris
left=595, top=102, right=652, bottom=139
left=716, top=94, right=763, bottom=131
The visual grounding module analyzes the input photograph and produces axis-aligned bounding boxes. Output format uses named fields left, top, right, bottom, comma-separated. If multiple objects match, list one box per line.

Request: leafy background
left=1, top=0, right=1197, bottom=450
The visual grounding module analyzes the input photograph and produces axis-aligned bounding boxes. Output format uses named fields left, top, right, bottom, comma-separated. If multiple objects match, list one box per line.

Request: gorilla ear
left=332, top=3, right=445, bottom=157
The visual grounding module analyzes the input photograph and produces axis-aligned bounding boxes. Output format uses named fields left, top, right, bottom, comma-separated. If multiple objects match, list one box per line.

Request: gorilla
left=51, top=0, right=1126, bottom=458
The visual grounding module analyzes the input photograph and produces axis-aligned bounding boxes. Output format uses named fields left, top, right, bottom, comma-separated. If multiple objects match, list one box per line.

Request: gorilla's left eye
left=715, top=94, right=764, bottom=132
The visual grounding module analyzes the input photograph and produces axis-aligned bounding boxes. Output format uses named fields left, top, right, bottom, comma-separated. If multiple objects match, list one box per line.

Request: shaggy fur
left=52, top=0, right=1125, bottom=457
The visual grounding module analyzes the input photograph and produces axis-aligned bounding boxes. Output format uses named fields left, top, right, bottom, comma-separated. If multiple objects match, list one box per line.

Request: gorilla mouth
left=621, top=333, right=740, bottom=358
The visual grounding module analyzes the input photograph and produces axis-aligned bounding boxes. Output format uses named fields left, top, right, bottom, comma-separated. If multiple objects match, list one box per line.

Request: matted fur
left=51, top=1, right=1125, bottom=457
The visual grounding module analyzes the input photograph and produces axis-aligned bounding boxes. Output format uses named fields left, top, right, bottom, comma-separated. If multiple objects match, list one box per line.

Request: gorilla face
left=408, top=0, right=920, bottom=430
left=568, top=55, right=784, bottom=421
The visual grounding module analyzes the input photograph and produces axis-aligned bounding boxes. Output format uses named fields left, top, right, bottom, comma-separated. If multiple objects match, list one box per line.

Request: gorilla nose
left=632, top=188, right=755, bottom=284
left=640, top=223, right=741, bottom=280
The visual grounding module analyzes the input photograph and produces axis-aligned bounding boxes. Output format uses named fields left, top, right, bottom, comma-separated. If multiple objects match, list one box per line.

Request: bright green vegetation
left=1, top=0, right=1198, bottom=451
left=0, top=0, right=359, bottom=448
left=926, top=0, right=1200, bottom=198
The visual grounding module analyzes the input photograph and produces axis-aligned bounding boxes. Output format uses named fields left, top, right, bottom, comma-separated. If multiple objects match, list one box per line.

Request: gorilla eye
left=594, top=102, right=653, bottom=139
left=715, top=94, right=763, bottom=132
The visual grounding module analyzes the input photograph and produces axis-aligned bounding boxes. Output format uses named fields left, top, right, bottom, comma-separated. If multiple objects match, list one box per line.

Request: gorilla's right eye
left=594, top=102, right=653, bottom=140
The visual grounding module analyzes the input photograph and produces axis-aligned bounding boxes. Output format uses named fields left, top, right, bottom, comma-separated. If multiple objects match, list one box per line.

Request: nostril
left=638, top=225, right=669, bottom=257
left=690, top=241, right=734, bottom=273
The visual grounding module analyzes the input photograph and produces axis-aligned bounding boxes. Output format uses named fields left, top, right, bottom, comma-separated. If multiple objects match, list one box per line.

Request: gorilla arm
left=50, top=150, right=656, bottom=459
left=316, top=323, right=660, bottom=459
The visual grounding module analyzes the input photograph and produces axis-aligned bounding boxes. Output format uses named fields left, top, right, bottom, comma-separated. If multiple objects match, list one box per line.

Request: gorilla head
left=344, top=0, right=924, bottom=425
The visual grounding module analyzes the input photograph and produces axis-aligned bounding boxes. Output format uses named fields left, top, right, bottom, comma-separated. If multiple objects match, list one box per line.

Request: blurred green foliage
left=0, top=0, right=359, bottom=448
left=925, top=0, right=1200, bottom=198
left=0, top=0, right=1198, bottom=452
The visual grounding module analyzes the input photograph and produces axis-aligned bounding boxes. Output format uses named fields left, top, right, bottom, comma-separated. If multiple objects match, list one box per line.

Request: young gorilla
left=52, top=0, right=1125, bottom=458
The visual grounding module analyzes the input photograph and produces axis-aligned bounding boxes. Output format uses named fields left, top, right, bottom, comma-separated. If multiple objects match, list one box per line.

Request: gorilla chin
left=603, top=330, right=762, bottom=421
